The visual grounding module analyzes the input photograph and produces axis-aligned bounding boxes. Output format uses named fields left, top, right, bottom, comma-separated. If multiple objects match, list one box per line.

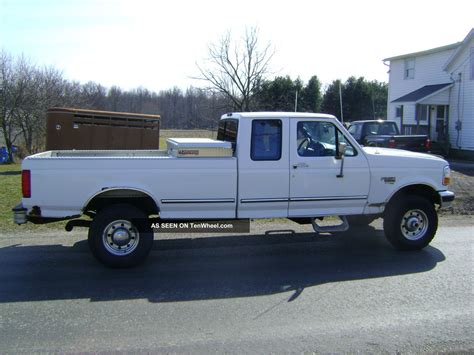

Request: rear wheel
left=383, top=195, right=438, bottom=250
left=88, top=204, right=153, bottom=267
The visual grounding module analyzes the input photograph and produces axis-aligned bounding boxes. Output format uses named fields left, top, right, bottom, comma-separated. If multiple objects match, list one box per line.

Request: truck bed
left=22, top=148, right=237, bottom=220
left=35, top=150, right=170, bottom=159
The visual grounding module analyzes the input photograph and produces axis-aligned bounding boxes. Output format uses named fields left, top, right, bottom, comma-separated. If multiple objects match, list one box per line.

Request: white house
left=384, top=28, right=474, bottom=158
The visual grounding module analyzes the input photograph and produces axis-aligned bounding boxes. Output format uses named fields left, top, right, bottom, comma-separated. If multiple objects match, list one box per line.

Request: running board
left=311, top=216, right=349, bottom=233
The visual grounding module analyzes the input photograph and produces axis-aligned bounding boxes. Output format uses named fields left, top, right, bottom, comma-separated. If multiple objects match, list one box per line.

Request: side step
left=311, top=216, right=349, bottom=233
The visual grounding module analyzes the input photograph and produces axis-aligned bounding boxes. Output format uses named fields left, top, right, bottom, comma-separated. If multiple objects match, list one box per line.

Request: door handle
left=293, top=163, right=309, bottom=169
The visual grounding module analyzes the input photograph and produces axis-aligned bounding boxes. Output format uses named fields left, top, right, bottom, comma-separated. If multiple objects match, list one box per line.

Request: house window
left=404, top=58, right=415, bottom=79
left=395, top=105, right=404, bottom=118
left=416, top=105, right=428, bottom=122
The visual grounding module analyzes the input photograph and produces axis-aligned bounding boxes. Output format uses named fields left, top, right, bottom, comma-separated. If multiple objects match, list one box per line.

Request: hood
left=362, top=147, right=448, bottom=168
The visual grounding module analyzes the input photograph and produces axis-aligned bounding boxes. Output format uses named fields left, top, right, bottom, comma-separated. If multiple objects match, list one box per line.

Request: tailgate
left=394, top=135, right=428, bottom=151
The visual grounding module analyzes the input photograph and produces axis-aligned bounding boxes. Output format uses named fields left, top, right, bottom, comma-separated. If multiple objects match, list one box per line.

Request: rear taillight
left=388, top=139, right=397, bottom=148
left=425, top=139, right=431, bottom=150
left=22, top=170, right=31, bottom=198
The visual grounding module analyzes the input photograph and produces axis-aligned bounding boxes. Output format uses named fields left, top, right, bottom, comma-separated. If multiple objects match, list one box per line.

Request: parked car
left=347, top=120, right=431, bottom=152
left=13, top=112, right=454, bottom=267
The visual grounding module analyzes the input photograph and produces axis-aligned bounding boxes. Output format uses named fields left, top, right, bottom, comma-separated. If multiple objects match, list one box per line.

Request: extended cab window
left=251, top=120, right=282, bottom=161
left=217, top=119, right=238, bottom=151
left=297, top=121, right=356, bottom=157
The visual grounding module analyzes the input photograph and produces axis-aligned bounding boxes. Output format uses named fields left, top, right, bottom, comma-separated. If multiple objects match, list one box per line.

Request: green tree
left=299, top=75, right=322, bottom=112
left=322, top=77, right=387, bottom=122
left=321, top=79, right=343, bottom=118
left=255, top=75, right=322, bottom=112
left=255, top=76, right=296, bottom=111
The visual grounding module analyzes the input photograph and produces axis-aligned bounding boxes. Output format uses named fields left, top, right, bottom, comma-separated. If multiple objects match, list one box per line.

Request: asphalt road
left=0, top=216, right=473, bottom=353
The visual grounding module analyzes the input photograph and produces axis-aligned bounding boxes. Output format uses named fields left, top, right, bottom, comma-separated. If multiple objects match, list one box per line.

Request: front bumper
left=438, top=191, right=455, bottom=208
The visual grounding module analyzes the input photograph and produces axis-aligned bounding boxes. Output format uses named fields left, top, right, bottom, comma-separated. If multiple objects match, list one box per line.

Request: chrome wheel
left=400, top=209, right=429, bottom=241
left=102, top=220, right=140, bottom=256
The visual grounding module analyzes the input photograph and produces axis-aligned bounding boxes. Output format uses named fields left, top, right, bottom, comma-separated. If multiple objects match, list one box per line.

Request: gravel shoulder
left=443, top=160, right=474, bottom=215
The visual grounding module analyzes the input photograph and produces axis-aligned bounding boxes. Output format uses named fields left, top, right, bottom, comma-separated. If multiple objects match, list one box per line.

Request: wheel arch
left=385, top=184, right=441, bottom=213
left=83, top=188, right=160, bottom=216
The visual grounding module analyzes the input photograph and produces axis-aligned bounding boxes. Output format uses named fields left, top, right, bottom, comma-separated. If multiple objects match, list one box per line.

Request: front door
left=289, top=119, right=370, bottom=217
left=435, top=105, right=448, bottom=142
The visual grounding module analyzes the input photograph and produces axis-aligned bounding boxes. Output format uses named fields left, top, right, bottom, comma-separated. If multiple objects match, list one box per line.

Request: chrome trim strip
left=240, top=198, right=289, bottom=203
left=240, top=196, right=368, bottom=203
left=161, top=198, right=235, bottom=204
left=290, top=195, right=368, bottom=202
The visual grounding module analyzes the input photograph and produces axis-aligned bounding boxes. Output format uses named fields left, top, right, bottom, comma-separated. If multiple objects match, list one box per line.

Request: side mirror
left=336, top=142, right=347, bottom=178
left=338, top=142, right=347, bottom=158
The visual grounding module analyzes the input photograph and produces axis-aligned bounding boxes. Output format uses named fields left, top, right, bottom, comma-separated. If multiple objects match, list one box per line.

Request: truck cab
left=217, top=113, right=369, bottom=219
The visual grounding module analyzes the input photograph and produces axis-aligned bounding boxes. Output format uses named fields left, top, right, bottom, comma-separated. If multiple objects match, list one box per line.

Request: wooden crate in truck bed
left=46, top=107, right=160, bottom=150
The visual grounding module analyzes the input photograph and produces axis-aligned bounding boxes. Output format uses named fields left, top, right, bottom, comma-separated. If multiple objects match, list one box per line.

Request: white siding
left=402, top=104, right=417, bottom=125
left=446, top=38, right=474, bottom=150
left=419, top=89, right=451, bottom=105
left=387, top=49, right=456, bottom=125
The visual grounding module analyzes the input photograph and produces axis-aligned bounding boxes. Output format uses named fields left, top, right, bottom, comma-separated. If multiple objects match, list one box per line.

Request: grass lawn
left=0, top=163, right=23, bottom=231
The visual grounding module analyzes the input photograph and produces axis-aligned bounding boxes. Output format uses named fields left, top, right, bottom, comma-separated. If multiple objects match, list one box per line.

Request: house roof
left=383, top=43, right=460, bottom=62
left=443, top=28, right=474, bottom=71
left=391, top=83, right=453, bottom=103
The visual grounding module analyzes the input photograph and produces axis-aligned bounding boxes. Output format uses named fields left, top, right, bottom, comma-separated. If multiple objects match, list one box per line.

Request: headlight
left=442, top=165, right=451, bottom=186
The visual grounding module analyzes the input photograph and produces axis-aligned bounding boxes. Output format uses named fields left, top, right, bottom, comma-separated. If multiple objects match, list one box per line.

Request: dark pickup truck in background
left=347, top=120, right=431, bottom=152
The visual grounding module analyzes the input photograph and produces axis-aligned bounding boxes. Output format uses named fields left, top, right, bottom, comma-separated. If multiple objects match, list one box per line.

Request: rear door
left=289, top=119, right=370, bottom=217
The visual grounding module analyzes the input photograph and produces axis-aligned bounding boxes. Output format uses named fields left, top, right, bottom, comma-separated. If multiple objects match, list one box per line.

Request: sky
left=1, top=0, right=473, bottom=92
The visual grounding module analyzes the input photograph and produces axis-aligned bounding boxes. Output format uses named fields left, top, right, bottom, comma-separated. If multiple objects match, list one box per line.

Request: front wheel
left=88, top=204, right=154, bottom=267
left=383, top=195, right=438, bottom=250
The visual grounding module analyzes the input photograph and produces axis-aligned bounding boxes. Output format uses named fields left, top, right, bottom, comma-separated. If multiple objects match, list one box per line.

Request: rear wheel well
left=386, top=184, right=440, bottom=214
left=84, top=189, right=159, bottom=216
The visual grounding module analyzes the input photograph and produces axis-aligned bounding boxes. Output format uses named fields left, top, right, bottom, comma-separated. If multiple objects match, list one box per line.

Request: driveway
left=0, top=217, right=473, bottom=353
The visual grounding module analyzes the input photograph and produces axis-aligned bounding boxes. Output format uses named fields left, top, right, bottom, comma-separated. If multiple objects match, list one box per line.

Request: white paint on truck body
left=21, top=112, right=450, bottom=220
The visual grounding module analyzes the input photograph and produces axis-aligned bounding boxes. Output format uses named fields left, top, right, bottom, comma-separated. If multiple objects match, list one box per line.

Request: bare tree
left=0, top=51, right=32, bottom=162
left=196, top=27, right=274, bottom=111
left=15, top=65, right=67, bottom=154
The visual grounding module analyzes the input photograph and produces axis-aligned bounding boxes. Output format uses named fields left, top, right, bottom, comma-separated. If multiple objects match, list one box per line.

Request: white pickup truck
left=13, top=112, right=454, bottom=267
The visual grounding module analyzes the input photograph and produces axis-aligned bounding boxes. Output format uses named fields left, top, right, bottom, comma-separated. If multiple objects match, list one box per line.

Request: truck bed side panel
left=22, top=156, right=237, bottom=219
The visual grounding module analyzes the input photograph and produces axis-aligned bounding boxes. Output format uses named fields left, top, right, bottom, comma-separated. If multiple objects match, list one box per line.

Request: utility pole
left=294, top=90, right=298, bottom=112
left=338, top=82, right=344, bottom=123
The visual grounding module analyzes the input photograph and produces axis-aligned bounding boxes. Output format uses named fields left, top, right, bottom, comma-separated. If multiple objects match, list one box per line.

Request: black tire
left=383, top=195, right=438, bottom=250
left=347, top=215, right=377, bottom=226
left=88, top=203, right=153, bottom=268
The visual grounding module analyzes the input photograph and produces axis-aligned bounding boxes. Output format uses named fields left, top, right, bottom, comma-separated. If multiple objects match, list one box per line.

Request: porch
left=392, top=83, right=453, bottom=144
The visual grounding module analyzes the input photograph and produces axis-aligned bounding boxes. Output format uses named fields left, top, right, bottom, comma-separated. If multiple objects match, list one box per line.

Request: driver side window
left=297, top=121, right=356, bottom=157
